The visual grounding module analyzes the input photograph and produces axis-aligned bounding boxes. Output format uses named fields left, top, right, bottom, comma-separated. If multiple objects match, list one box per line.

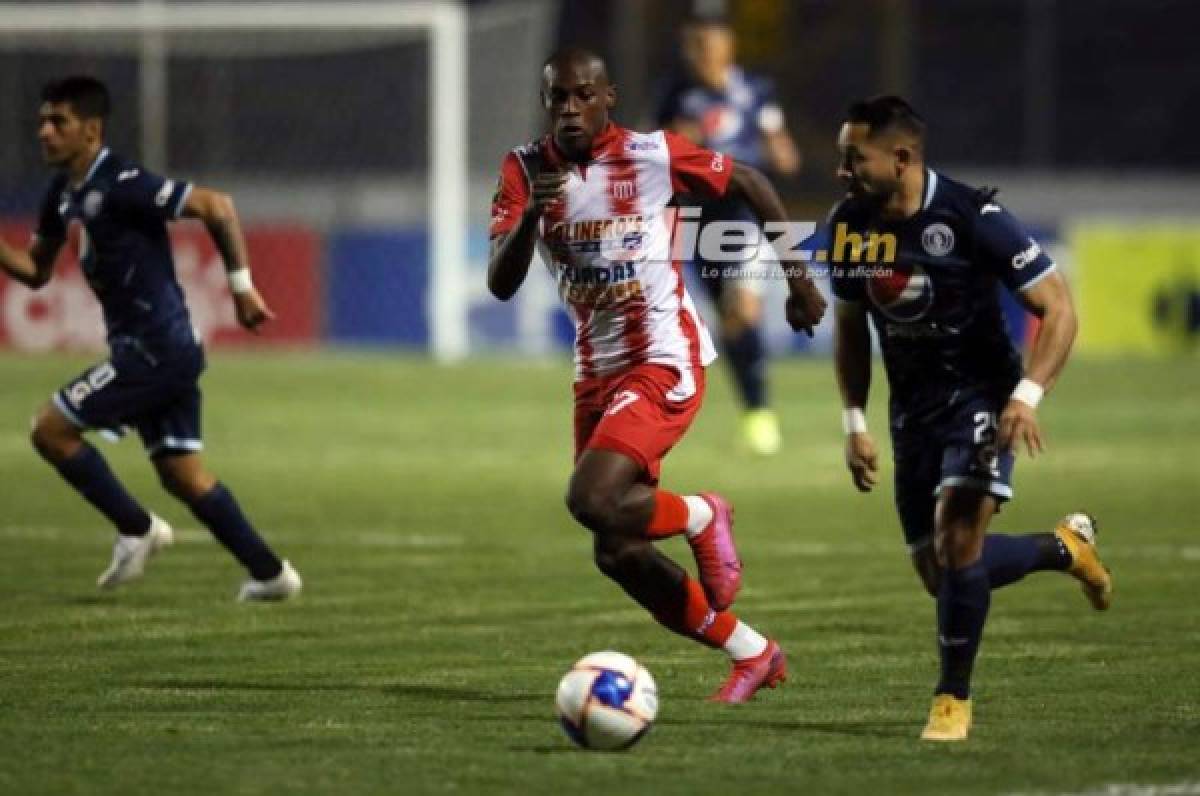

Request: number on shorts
left=972, top=411, right=997, bottom=444
left=66, top=363, right=117, bottom=408
left=88, top=363, right=117, bottom=390
left=605, top=390, right=640, bottom=417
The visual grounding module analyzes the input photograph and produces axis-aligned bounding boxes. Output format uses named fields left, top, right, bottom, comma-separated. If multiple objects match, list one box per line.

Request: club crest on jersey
left=610, top=180, right=636, bottom=201
left=82, top=190, right=104, bottom=219
left=1011, top=239, right=1042, bottom=270
left=921, top=222, right=955, bottom=257
left=867, top=263, right=935, bottom=322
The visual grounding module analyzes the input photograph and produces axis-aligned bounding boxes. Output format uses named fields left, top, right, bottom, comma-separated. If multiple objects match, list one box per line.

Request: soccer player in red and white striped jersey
left=488, top=48, right=825, bottom=702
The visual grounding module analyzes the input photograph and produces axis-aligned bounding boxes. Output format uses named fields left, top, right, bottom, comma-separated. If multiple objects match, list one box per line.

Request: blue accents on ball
left=590, top=669, right=634, bottom=709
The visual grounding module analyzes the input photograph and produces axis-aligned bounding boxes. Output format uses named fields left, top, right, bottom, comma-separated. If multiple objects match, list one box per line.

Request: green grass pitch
left=0, top=352, right=1196, bottom=795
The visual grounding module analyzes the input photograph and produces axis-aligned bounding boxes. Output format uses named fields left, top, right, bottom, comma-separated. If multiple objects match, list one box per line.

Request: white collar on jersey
left=72, top=147, right=110, bottom=190
left=922, top=168, right=938, bottom=211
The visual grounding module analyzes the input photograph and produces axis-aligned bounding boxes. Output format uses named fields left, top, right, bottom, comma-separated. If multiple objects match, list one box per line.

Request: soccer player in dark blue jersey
left=827, top=96, right=1112, bottom=741
left=657, top=14, right=801, bottom=455
left=0, top=76, right=301, bottom=601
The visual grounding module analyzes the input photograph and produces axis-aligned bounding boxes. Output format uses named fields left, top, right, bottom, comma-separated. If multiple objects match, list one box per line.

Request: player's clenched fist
left=785, top=282, right=827, bottom=337
left=234, top=288, right=276, bottom=333
left=844, top=431, right=879, bottom=492
left=526, top=171, right=568, bottom=216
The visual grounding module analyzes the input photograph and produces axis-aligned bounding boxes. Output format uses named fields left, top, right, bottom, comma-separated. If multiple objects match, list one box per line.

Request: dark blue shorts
left=52, top=340, right=206, bottom=459
left=891, top=393, right=1015, bottom=552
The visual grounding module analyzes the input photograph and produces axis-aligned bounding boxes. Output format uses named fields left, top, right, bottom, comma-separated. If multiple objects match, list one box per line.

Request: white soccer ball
left=555, top=651, right=658, bottom=751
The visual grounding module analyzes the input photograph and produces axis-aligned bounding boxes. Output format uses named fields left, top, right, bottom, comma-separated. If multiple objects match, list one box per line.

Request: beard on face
left=849, top=171, right=901, bottom=210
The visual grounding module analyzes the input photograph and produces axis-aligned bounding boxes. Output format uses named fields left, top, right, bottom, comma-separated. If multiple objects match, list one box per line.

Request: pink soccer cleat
left=710, top=640, right=787, bottom=704
left=688, top=493, right=742, bottom=611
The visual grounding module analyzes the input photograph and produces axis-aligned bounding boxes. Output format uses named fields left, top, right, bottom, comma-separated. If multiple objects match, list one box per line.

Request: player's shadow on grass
left=506, top=744, right=580, bottom=755
left=505, top=717, right=910, bottom=753
left=381, top=683, right=544, bottom=704
left=63, top=595, right=117, bottom=605
left=656, top=716, right=910, bottom=739
left=132, top=679, right=542, bottom=704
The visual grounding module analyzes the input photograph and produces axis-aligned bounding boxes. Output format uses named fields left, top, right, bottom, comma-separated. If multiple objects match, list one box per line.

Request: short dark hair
left=542, top=46, right=609, bottom=82
left=847, top=95, right=925, bottom=142
left=41, top=76, right=111, bottom=122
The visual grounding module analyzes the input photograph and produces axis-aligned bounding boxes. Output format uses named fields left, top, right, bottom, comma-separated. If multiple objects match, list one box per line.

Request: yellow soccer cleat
left=1054, top=512, right=1113, bottom=611
left=920, top=694, right=972, bottom=742
left=741, top=408, right=782, bottom=456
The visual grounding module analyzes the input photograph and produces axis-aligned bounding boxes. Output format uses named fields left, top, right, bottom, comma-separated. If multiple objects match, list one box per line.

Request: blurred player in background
left=656, top=13, right=802, bottom=455
left=827, top=96, right=1112, bottom=740
left=0, top=76, right=301, bottom=601
left=489, top=48, right=825, bottom=702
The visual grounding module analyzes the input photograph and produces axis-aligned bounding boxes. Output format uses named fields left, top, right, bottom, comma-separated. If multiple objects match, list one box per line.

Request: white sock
left=683, top=495, right=713, bottom=538
left=115, top=534, right=143, bottom=550
left=723, top=621, right=769, bottom=661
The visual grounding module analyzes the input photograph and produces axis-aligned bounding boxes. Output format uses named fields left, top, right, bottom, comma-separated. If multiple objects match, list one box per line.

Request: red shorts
left=573, top=363, right=706, bottom=485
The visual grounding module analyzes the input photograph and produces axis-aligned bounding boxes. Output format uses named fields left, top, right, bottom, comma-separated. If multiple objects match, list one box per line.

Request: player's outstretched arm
left=1000, top=270, right=1078, bottom=457
left=834, top=300, right=878, bottom=492
left=763, top=128, right=801, bottom=178
left=0, top=236, right=61, bottom=290
left=488, top=170, right=565, bottom=302
left=183, top=187, right=275, bottom=332
left=725, top=162, right=826, bottom=335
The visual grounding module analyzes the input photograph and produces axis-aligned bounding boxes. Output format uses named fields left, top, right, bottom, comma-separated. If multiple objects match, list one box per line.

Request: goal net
left=0, top=1, right=556, bottom=360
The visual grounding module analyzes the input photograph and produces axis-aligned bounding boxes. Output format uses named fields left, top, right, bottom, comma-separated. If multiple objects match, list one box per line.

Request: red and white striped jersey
left=491, top=123, right=727, bottom=394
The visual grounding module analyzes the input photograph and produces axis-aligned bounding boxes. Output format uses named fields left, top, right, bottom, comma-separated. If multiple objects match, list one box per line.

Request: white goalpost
left=0, top=1, right=470, bottom=361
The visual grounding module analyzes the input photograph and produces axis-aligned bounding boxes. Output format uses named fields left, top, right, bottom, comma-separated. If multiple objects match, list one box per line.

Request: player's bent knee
left=935, top=529, right=981, bottom=571
left=593, top=545, right=622, bottom=580
left=29, top=424, right=52, bottom=459
left=29, top=407, right=81, bottom=462
left=592, top=535, right=641, bottom=580
left=163, top=477, right=210, bottom=503
left=910, top=546, right=941, bottom=596
left=566, top=485, right=619, bottom=534
left=156, top=462, right=216, bottom=503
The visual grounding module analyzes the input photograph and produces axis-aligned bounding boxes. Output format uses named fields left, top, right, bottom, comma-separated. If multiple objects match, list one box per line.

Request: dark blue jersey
left=35, top=149, right=195, bottom=352
left=656, top=66, right=783, bottom=172
left=828, top=170, right=1056, bottom=423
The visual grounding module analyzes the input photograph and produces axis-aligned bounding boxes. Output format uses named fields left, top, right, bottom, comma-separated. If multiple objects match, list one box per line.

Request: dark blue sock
left=983, top=533, right=1071, bottom=589
left=935, top=561, right=991, bottom=699
left=722, top=326, right=768, bottom=409
left=188, top=483, right=282, bottom=581
left=53, top=444, right=151, bottom=536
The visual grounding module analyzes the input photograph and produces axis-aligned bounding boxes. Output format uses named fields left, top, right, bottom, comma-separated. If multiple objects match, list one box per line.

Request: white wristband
left=842, top=407, right=868, bottom=435
left=227, top=268, right=254, bottom=295
left=1011, top=378, right=1044, bottom=409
